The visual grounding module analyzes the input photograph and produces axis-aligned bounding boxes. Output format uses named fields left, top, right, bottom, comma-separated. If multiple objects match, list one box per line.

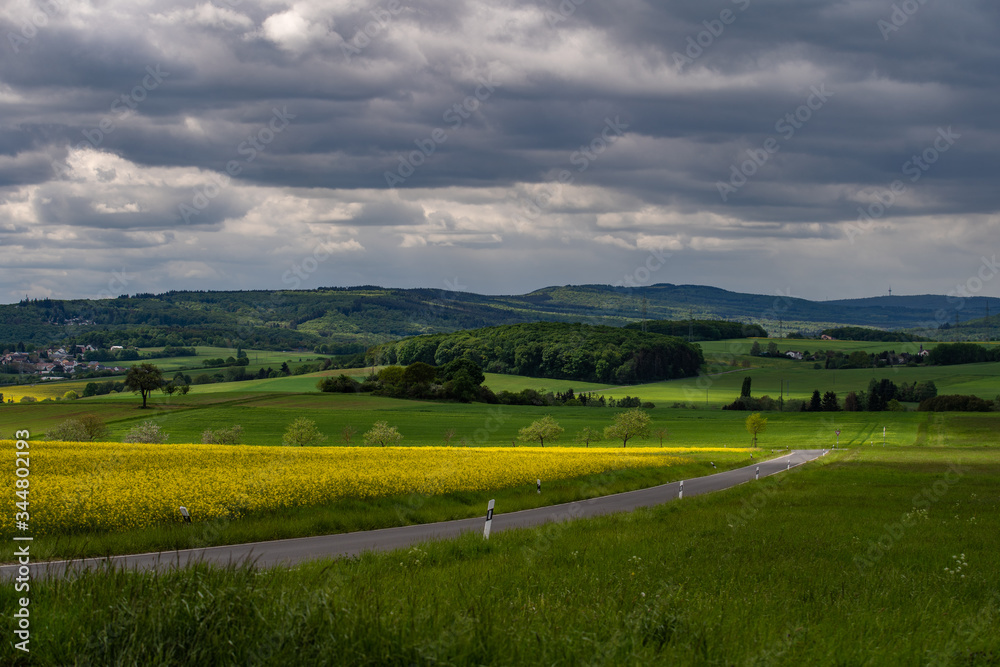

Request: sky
left=1, top=0, right=998, bottom=304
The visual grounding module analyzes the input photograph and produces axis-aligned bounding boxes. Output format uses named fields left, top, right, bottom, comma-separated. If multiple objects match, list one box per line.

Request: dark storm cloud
left=1, top=0, right=999, bottom=300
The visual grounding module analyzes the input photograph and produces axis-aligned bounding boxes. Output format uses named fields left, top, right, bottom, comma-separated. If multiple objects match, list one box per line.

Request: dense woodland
left=624, top=319, right=767, bottom=340
left=368, top=322, right=704, bottom=385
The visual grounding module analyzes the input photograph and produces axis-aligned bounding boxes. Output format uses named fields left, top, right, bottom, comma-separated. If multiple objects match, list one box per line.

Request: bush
left=46, top=419, right=86, bottom=441
left=201, top=425, right=244, bottom=445
left=123, top=421, right=169, bottom=443
left=63, top=390, right=79, bottom=400
left=19, top=396, right=36, bottom=403
left=46, top=415, right=109, bottom=441
left=282, top=417, right=326, bottom=446
left=317, top=374, right=361, bottom=393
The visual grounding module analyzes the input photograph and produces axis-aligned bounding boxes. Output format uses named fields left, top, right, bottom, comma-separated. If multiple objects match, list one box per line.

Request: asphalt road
left=3, top=449, right=827, bottom=580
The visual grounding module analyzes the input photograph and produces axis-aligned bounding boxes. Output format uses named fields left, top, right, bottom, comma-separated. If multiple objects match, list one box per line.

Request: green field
left=3, top=352, right=999, bottom=448
left=4, top=447, right=998, bottom=665
left=626, top=361, right=1000, bottom=407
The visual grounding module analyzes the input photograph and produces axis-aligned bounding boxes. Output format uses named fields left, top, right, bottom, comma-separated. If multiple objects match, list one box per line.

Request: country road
left=2, top=449, right=827, bottom=580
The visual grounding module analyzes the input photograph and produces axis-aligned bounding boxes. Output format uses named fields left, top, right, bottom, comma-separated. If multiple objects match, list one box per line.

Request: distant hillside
left=3, top=284, right=998, bottom=352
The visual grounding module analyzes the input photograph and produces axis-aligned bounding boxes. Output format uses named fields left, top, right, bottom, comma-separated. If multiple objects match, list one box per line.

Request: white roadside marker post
left=537, top=479, right=541, bottom=494
left=483, top=499, right=495, bottom=539
left=679, top=480, right=684, bottom=499
left=179, top=506, right=191, bottom=523
left=755, top=466, right=760, bottom=481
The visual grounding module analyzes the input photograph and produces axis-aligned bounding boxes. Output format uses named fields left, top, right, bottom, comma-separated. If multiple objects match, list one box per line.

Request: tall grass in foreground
left=3, top=448, right=998, bottom=665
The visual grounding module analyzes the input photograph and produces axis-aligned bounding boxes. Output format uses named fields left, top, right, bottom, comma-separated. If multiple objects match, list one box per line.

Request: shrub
left=63, top=390, right=79, bottom=400
left=201, top=425, right=244, bottom=445
left=46, top=419, right=87, bottom=441
left=19, top=396, right=36, bottom=403
left=124, top=421, right=169, bottom=443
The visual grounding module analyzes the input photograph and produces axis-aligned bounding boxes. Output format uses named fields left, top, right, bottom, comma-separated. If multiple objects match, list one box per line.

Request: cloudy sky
left=1, top=0, right=998, bottom=303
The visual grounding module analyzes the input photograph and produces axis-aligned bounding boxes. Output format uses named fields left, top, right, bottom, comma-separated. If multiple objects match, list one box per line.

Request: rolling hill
left=2, top=284, right=998, bottom=352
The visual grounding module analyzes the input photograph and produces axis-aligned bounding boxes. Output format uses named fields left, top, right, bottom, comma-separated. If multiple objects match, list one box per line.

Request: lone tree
left=740, top=376, right=752, bottom=398
left=283, top=418, right=326, bottom=446
left=745, top=412, right=768, bottom=446
left=124, top=363, right=163, bottom=409
left=518, top=415, right=563, bottom=447
left=654, top=427, right=670, bottom=447
left=604, top=408, right=651, bottom=447
left=363, top=421, right=403, bottom=447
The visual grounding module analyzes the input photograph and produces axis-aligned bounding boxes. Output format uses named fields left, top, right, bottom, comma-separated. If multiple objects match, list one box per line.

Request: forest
left=367, top=322, right=704, bottom=385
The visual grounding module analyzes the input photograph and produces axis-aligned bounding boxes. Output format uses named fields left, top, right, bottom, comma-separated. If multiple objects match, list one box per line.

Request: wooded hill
left=4, top=283, right=997, bottom=353
left=367, top=322, right=704, bottom=385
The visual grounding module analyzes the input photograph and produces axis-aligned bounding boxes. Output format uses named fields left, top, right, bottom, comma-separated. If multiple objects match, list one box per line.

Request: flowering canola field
left=2, top=441, right=748, bottom=535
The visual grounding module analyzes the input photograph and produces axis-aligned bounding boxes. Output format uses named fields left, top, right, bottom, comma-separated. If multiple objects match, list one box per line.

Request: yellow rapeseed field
left=1, top=441, right=747, bottom=535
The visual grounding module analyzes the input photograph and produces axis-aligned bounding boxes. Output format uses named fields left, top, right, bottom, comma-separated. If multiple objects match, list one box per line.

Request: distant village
left=1, top=345, right=128, bottom=379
